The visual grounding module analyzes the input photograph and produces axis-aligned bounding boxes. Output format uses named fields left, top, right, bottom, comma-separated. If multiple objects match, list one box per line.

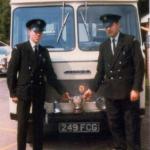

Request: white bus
left=9, top=0, right=146, bottom=134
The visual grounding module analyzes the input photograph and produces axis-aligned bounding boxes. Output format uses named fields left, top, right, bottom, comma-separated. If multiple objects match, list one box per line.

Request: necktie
left=34, top=45, right=38, bottom=55
left=112, top=38, right=116, bottom=55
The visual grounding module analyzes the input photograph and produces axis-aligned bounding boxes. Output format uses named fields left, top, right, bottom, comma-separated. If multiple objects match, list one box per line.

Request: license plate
left=58, top=122, right=100, bottom=133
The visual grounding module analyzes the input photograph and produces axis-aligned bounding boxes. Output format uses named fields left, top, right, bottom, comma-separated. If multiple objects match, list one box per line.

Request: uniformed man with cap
left=7, top=19, right=69, bottom=150
left=83, top=14, right=144, bottom=150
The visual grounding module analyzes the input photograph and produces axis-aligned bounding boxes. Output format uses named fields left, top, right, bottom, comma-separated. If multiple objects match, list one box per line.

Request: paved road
left=0, top=77, right=149, bottom=150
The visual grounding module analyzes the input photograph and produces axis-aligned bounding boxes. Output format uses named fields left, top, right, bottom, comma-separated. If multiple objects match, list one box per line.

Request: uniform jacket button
left=119, top=61, right=122, bottom=65
left=28, top=66, right=31, bottom=70
left=119, top=76, right=122, bottom=79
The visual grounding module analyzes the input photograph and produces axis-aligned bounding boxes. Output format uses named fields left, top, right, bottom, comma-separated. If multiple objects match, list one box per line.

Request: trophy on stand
left=70, top=84, right=88, bottom=113
left=72, top=95, right=83, bottom=112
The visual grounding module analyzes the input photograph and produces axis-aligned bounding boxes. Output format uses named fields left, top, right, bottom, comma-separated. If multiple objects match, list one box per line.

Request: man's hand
left=62, top=92, right=71, bottom=100
left=130, top=90, right=140, bottom=102
left=82, top=89, right=93, bottom=100
left=11, top=97, right=19, bottom=103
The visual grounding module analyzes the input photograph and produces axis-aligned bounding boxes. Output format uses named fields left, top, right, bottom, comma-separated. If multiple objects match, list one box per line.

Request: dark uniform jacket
left=7, top=41, right=64, bottom=100
left=91, top=33, right=144, bottom=100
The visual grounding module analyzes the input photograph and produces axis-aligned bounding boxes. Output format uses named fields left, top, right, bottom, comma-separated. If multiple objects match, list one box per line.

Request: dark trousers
left=106, top=98, right=141, bottom=150
left=17, top=96, right=44, bottom=150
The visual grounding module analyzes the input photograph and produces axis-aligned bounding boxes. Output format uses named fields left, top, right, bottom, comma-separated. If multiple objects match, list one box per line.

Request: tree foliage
left=0, top=0, right=10, bottom=44
left=138, top=0, right=149, bottom=17
left=0, top=0, right=149, bottom=43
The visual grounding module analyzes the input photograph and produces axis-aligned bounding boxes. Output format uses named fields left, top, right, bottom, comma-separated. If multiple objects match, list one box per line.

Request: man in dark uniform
left=7, top=19, right=69, bottom=150
left=83, top=14, right=144, bottom=150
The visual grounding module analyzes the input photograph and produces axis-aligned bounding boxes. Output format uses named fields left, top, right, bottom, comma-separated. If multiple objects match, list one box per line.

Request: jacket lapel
left=110, top=33, right=125, bottom=69
left=25, top=41, right=37, bottom=72
left=104, top=39, right=114, bottom=63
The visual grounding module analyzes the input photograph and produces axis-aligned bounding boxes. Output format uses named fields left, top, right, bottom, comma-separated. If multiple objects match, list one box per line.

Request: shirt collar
left=29, top=40, right=38, bottom=48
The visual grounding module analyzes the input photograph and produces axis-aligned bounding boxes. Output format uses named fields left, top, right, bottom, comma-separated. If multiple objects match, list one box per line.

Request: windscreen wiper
left=79, top=11, right=90, bottom=41
left=57, top=12, right=70, bottom=43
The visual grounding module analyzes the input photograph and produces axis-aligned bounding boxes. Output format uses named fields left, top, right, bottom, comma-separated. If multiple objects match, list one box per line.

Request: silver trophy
left=72, top=95, right=83, bottom=110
